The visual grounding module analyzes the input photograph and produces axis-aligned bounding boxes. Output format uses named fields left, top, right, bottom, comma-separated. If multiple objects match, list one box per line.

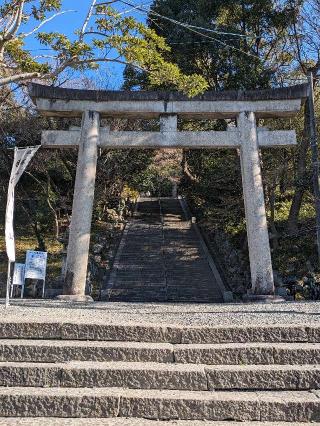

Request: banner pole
left=5, top=261, right=11, bottom=309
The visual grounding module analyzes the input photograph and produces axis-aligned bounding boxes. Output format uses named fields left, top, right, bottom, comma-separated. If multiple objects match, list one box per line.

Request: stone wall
left=202, top=227, right=251, bottom=297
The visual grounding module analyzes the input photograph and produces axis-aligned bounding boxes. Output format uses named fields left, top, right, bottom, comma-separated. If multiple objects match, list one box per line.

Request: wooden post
left=58, top=110, right=99, bottom=302
left=5, top=261, right=11, bottom=308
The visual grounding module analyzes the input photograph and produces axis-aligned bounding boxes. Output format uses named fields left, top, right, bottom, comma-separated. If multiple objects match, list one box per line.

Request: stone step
left=2, top=340, right=320, bottom=365
left=1, top=361, right=320, bottom=391
left=110, top=283, right=166, bottom=289
left=109, top=295, right=169, bottom=303
left=112, top=273, right=166, bottom=280
left=0, top=361, right=206, bottom=390
left=1, top=323, right=319, bottom=343
left=1, top=420, right=318, bottom=426
left=0, top=387, right=319, bottom=421
left=107, top=291, right=223, bottom=303
left=175, top=342, right=320, bottom=365
left=109, top=289, right=167, bottom=299
left=166, top=282, right=217, bottom=289
left=0, top=340, right=174, bottom=363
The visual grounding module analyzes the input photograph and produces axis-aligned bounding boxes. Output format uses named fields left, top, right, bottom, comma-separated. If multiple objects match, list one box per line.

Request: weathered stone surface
left=119, top=389, right=208, bottom=420
left=205, top=365, right=320, bottom=390
left=175, top=342, right=320, bottom=365
left=60, top=323, right=182, bottom=343
left=273, top=343, right=320, bottom=364
left=63, top=110, right=99, bottom=297
left=2, top=323, right=319, bottom=344
left=0, top=385, right=319, bottom=421
left=307, top=326, right=320, bottom=343
left=66, top=361, right=205, bottom=390
left=41, top=129, right=297, bottom=149
left=0, top=363, right=60, bottom=387
left=175, top=343, right=274, bottom=365
left=1, top=419, right=319, bottom=425
left=257, top=391, right=320, bottom=423
left=0, top=322, right=62, bottom=339
left=181, top=326, right=309, bottom=344
left=0, top=362, right=207, bottom=391
left=29, top=82, right=309, bottom=104
left=118, top=389, right=320, bottom=421
left=2, top=322, right=320, bottom=345
left=3, top=361, right=320, bottom=392
left=0, top=340, right=174, bottom=363
left=0, top=387, right=119, bottom=417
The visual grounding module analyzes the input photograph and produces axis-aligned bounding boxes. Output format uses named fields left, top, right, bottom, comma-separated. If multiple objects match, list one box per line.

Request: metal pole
left=5, top=261, right=11, bottom=308
left=308, top=71, right=320, bottom=266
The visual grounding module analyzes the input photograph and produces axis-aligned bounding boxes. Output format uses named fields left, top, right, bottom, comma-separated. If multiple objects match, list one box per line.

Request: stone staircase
left=0, top=321, right=320, bottom=423
left=105, top=197, right=226, bottom=303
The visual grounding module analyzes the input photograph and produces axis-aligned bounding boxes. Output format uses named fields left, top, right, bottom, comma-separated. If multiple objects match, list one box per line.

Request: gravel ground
left=1, top=299, right=320, bottom=327
left=0, top=420, right=318, bottom=426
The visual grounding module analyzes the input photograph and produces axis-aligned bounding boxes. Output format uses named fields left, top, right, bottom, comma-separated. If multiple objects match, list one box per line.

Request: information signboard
left=25, top=250, right=47, bottom=280
left=12, top=263, right=25, bottom=285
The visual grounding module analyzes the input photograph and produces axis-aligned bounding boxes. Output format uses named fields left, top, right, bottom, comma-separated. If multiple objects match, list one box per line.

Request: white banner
left=5, top=146, right=40, bottom=262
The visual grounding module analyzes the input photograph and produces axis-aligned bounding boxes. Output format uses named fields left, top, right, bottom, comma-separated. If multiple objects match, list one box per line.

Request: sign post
left=5, top=262, right=11, bottom=309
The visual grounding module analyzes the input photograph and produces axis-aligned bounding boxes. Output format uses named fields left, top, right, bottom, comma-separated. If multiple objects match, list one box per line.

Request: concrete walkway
left=105, top=198, right=224, bottom=303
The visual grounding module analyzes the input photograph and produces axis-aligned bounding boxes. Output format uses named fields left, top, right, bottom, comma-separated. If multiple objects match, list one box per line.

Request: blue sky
left=22, top=0, right=151, bottom=89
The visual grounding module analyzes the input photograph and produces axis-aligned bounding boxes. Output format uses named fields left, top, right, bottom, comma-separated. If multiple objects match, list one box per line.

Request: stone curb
left=1, top=322, right=320, bottom=343
left=1, top=420, right=319, bottom=426
left=2, top=340, right=320, bottom=365
left=0, top=388, right=319, bottom=421
left=1, top=362, right=320, bottom=391
left=0, top=340, right=174, bottom=363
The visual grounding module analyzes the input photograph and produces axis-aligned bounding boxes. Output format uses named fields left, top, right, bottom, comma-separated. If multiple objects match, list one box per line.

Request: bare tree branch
left=22, top=10, right=76, bottom=38
left=0, top=72, right=41, bottom=86
left=4, top=0, right=25, bottom=40
left=80, top=0, right=97, bottom=41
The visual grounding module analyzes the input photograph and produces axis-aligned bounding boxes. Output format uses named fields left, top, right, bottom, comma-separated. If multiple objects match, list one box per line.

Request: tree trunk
left=33, top=220, right=46, bottom=252
left=269, top=186, right=279, bottom=250
left=287, top=101, right=310, bottom=234
left=181, top=150, right=198, bottom=182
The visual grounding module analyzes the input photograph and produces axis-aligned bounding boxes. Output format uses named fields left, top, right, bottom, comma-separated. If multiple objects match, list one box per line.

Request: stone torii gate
left=29, top=83, right=308, bottom=302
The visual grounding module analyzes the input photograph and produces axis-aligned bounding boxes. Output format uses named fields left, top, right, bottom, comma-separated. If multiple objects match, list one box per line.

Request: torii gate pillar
left=239, top=111, right=274, bottom=298
left=57, top=110, right=99, bottom=302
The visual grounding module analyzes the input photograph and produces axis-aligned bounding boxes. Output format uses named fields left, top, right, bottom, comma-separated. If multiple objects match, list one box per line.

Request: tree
left=129, top=0, right=302, bottom=225
left=0, top=0, right=207, bottom=96
left=285, top=0, right=320, bottom=232
left=124, top=0, right=301, bottom=91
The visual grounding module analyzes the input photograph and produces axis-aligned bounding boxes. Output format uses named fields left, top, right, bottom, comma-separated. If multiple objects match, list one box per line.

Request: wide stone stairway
left=0, top=321, right=320, bottom=423
left=105, top=197, right=224, bottom=303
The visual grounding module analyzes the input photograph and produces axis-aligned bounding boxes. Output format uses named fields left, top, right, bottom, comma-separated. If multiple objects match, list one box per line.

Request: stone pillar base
left=56, top=295, right=94, bottom=303
left=243, top=294, right=285, bottom=303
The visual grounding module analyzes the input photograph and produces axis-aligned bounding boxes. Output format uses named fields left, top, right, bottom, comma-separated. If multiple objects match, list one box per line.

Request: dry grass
left=0, top=224, right=63, bottom=280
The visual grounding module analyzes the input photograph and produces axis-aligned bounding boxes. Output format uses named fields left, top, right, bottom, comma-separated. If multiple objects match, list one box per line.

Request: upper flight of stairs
left=105, top=197, right=226, bottom=303
left=0, top=321, right=320, bottom=423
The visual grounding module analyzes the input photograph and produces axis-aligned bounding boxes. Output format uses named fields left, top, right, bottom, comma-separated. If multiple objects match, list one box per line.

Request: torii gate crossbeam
left=29, top=83, right=308, bottom=302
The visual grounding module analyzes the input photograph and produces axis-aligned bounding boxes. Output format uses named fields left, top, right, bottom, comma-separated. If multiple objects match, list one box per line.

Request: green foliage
left=131, top=166, right=172, bottom=196
left=0, top=1, right=208, bottom=96
left=125, top=0, right=300, bottom=91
